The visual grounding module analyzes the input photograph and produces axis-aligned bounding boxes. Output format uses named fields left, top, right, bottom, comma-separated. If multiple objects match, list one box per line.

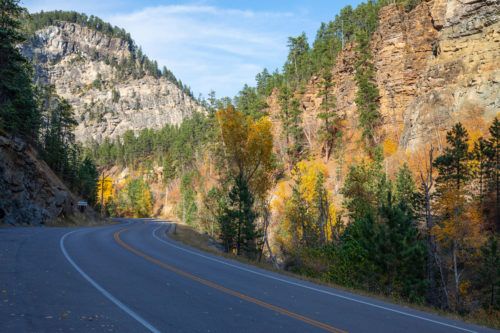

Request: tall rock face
left=269, top=0, right=499, bottom=172
left=384, top=0, right=499, bottom=150
left=0, top=135, right=79, bottom=225
left=21, top=22, right=204, bottom=143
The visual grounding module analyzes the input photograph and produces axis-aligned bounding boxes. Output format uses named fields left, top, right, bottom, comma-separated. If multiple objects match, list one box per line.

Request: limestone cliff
left=268, top=0, right=499, bottom=178
left=21, top=21, right=204, bottom=143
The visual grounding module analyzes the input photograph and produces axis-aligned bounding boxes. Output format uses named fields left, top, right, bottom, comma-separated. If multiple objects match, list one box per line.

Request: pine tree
left=354, top=29, right=380, bottom=150
left=180, top=172, right=197, bottom=226
left=234, top=84, right=267, bottom=120
left=218, top=174, right=257, bottom=256
left=278, top=86, right=306, bottom=166
left=76, top=156, right=98, bottom=205
left=284, top=33, right=311, bottom=87
left=488, top=118, right=500, bottom=231
left=0, top=0, right=39, bottom=139
left=317, top=71, right=340, bottom=161
left=432, top=123, right=482, bottom=310
left=478, top=236, right=500, bottom=311
left=473, top=137, right=493, bottom=204
left=40, top=90, right=78, bottom=179
left=434, top=123, right=471, bottom=191
left=377, top=199, right=426, bottom=300
left=394, top=163, right=419, bottom=215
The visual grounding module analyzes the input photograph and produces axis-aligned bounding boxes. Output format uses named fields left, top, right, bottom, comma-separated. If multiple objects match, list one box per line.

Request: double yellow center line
left=114, top=228, right=346, bottom=333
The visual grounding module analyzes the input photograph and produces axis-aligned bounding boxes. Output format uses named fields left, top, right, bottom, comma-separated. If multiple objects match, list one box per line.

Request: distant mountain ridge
left=21, top=11, right=204, bottom=143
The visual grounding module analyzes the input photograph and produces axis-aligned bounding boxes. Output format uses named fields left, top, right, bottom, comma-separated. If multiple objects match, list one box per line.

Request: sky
left=22, top=0, right=363, bottom=98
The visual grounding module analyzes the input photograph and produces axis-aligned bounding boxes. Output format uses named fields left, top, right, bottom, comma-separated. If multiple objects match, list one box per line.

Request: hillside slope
left=267, top=0, right=499, bottom=176
left=0, top=135, right=90, bottom=225
left=21, top=20, right=204, bottom=143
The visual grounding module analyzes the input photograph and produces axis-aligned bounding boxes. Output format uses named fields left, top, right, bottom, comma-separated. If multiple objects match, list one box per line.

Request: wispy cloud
left=105, top=4, right=310, bottom=97
left=23, top=1, right=317, bottom=97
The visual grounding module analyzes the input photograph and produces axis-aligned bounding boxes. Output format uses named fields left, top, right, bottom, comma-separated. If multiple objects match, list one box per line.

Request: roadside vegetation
left=88, top=1, right=498, bottom=324
left=1, top=0, right=498, bottom=327
left=0, top=0, right=99, bottom=209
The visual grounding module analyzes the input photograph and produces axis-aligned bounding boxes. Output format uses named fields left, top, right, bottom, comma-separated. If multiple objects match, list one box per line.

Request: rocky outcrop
left=21, top=22, right=204, bottom=143
left=399, top=0, right=499, bottom=150
left=0, top=135, right=79, bottom=225
left=268, top=0, right=499, bottom=167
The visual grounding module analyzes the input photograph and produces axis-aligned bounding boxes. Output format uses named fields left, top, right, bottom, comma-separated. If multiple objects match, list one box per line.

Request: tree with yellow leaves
left=215, top=106, right=274, bottom=256
left=216, top=105, right=274, bottom=199
left=97, top=175, right=114, bottom=214
left=282, top=160, right=336, bottom=248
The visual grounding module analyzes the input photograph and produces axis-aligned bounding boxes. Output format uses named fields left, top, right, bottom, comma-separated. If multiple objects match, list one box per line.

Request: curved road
left=0, top=219, right=497, bottom=332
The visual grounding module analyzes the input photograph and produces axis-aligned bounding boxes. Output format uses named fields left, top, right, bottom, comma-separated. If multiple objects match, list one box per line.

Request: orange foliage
left=382, top=137, right=398, bottom=157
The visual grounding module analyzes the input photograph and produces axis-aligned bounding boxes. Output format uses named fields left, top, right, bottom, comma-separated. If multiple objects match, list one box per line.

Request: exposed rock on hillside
left=268, top=0, right=499, bottom=169
left=0, top=135, right=80, bottom=225
left=21, top=22, right=204, bottom=143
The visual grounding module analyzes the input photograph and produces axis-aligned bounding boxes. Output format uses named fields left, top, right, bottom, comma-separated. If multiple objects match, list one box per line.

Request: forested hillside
left=0, top=1, right=99, bottom=224
left=20, top=10, right=203, bottom=143
left=87, top=0, right=499, bottom=324
left=90, top=1, right=500, bottom=319
left=1, top=0, right=498, bottom=326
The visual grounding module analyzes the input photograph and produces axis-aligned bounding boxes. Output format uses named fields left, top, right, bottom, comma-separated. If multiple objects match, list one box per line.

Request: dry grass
left=466, top=309, right=500, bottom=329
left=169, top=222, right=499, bottom=330
left=45, top=212, right=111, bottom=227
left=170, top=223, right=224, bottom=253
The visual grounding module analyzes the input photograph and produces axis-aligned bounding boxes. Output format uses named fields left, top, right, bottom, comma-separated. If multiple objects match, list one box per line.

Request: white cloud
left=23, top=1, right=315, bottom=97
left=104, top=4, right=309, bottom=97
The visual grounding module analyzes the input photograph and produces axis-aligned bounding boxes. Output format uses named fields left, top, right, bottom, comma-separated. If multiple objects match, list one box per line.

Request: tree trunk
left=452, top=240, right=461, bottom=309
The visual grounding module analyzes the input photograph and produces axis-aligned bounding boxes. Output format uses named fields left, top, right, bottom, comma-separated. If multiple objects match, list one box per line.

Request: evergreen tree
left=218, top=174, right=257, bottom=256
left=376, top=200, right=427, bottom=300
left=432, top=123, right=481, bottom=310
left=234, top=84, right=267, bottom=120
left=284, top=33, right=311, bottom=87
left=317, top=71, right=339, bottom=161
left=434, top=123, right=471, bottom=192
left=394, top=163, right=420, bottom=215
left=311, top=21, right=340, bottom=74
left=478, top=236, right=500, bottom=311
left=473, top=138, right=494, bottom=203
left=332, top=193, right=426, bottom=300
left=0, top=0, right=39, bottom=139
left=354, top=29, right=381, bottom=149
left=342, top=158, right=389, bottom=220
left=162, top=154, right=176, bottom=185
left=125, top=178, right=152, bottom=218
left=488, top=118, right=500, bottom=231
left=76, top=156, right=98, bottom=205
left=278, top=86, right=306, bottom=165
left=287, top=172, right=315, bottom=247
left=180, top=172, right=197, bottom=226
left=39, top=87, right=79, bottom=184
left=255, top=68, right=273, bottom=96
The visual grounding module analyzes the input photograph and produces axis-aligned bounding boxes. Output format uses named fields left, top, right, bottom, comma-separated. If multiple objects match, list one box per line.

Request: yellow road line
left=114, top=228, right=347, bottom=333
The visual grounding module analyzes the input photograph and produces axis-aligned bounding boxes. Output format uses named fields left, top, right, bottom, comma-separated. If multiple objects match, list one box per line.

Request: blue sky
left=22, top=0, right=363, bottom=98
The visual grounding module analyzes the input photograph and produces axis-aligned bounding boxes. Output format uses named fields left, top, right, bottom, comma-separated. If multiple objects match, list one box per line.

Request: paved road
left=0, top=219, right=497, bottom=332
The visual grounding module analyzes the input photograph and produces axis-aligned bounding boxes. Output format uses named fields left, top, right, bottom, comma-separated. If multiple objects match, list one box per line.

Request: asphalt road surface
left=1, top=219, right=497, bottom=332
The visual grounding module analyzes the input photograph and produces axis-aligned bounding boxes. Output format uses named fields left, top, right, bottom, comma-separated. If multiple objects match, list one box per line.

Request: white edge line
left=152, top=223, right=478, bottom=333
left=60, top=225, right=160, bottom=333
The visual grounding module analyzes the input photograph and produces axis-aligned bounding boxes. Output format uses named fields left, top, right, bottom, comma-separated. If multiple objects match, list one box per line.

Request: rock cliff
left=21, top=22, right=204, bottom=143
left=269, top=0, right=499, bottom=173
left=0, top=135, right=81, bottom=225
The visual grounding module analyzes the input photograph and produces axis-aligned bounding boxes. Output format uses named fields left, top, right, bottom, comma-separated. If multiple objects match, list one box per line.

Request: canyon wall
left=22, top=22, right=204, bottom=143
